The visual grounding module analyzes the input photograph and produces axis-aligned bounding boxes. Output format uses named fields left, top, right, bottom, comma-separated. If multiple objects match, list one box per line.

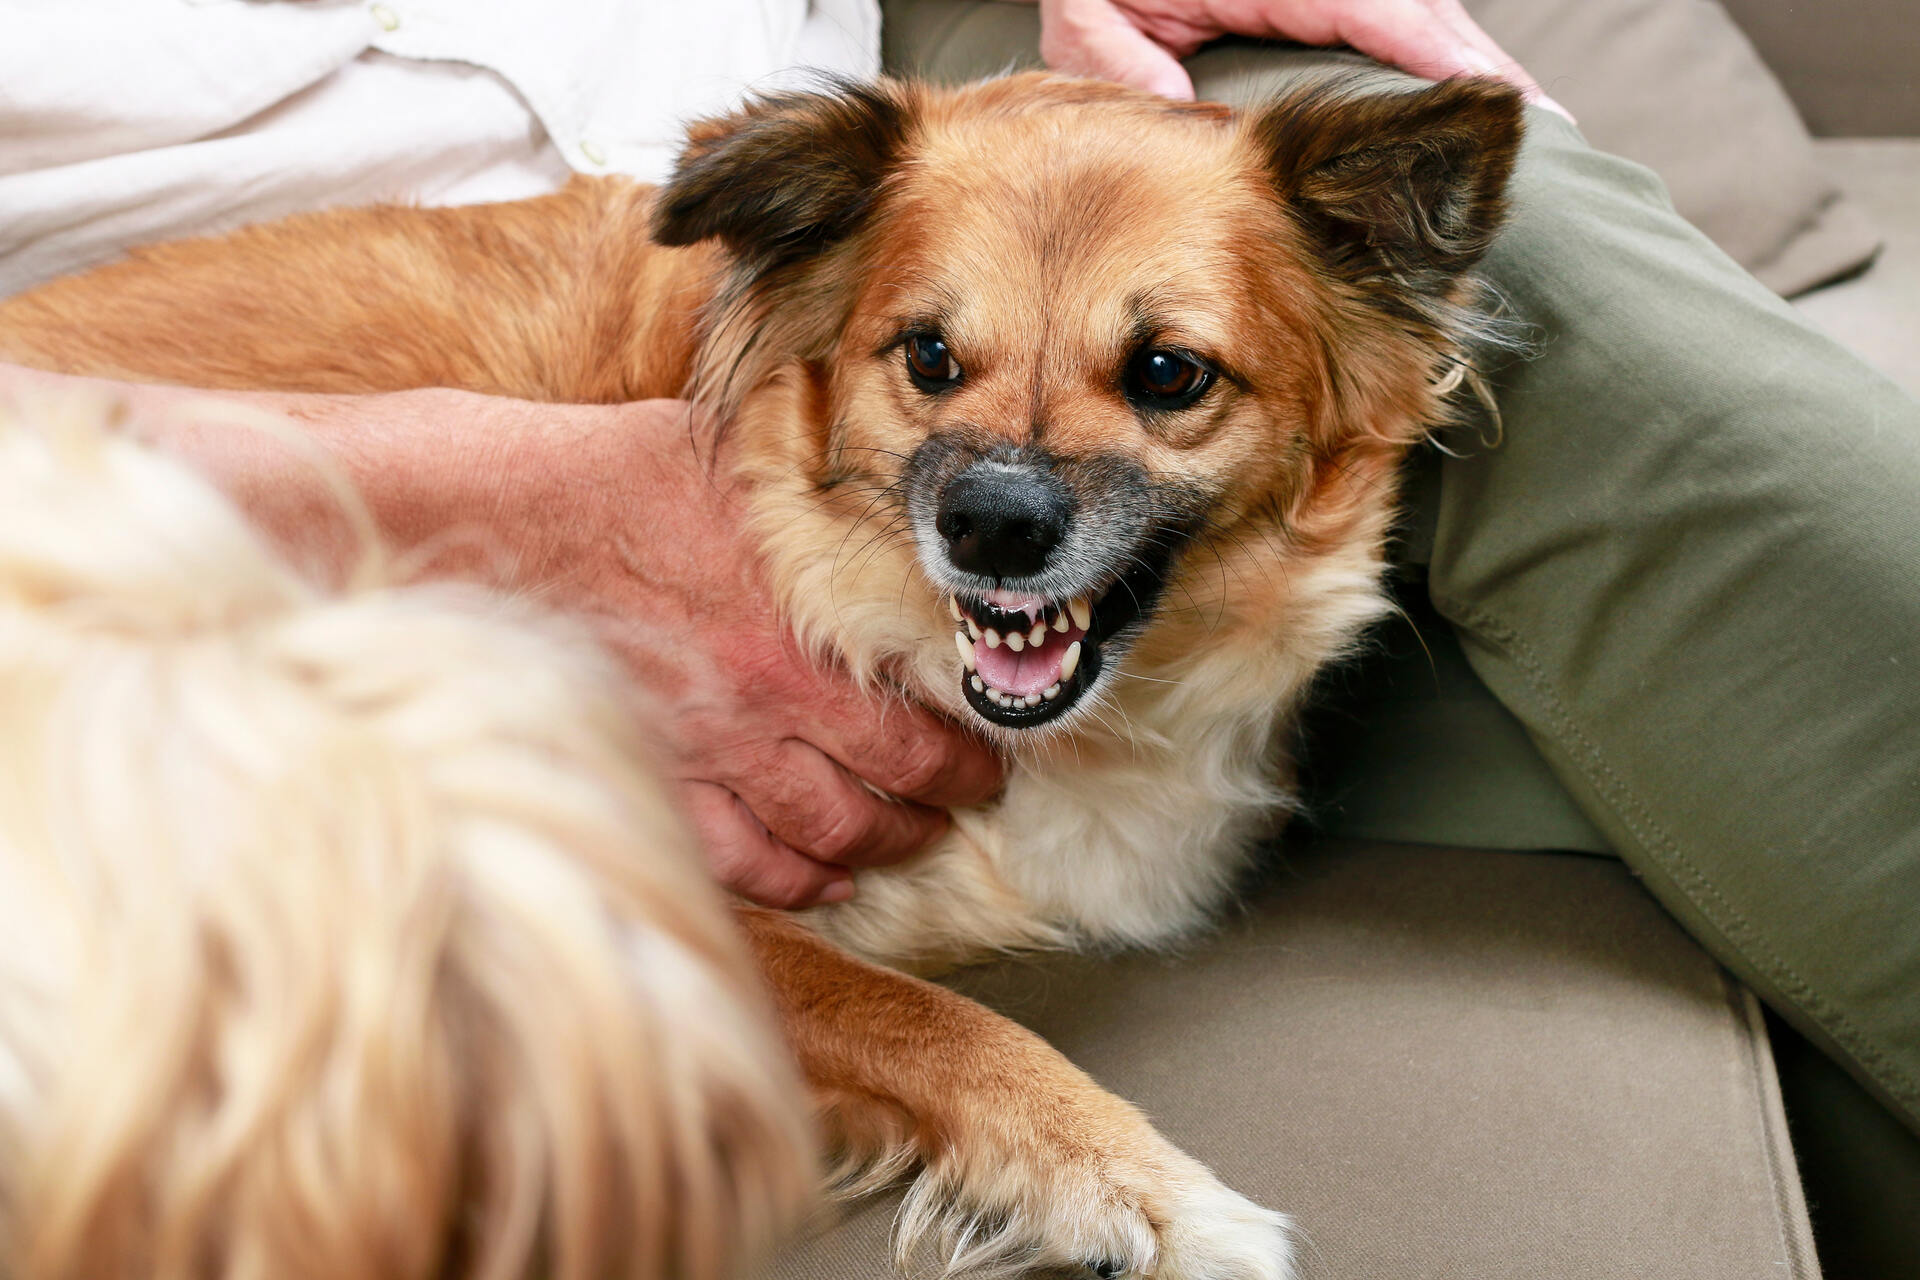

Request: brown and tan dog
left=0, top=71, right=1522, bottom=1280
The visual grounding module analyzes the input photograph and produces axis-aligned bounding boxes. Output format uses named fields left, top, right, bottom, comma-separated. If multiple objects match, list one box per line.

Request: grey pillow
left=1464, top=0, right=1881, bottom=295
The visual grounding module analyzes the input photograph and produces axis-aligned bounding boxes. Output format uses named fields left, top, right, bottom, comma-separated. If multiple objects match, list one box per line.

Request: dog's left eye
left=905, top=334, right=962, bottom=391
left=1125, top=348, right=1213, bottom=411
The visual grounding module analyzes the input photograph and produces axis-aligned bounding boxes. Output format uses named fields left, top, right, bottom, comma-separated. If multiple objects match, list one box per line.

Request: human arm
left=0, top=364, right=1002, bottom=907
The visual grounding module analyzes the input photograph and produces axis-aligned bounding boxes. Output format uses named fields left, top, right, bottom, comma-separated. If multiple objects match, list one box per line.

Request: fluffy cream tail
left=0, top=395, right=813, bottom=1280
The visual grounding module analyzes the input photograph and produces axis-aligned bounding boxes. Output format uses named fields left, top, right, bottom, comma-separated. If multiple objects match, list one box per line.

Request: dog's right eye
left=905, top=334, right=962, bottom=392
left=1124, top=348, right=1214, bottom=412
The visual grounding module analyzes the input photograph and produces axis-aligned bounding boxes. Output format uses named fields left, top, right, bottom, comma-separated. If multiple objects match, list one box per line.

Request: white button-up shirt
left=0, top=0, right=881, bottom=296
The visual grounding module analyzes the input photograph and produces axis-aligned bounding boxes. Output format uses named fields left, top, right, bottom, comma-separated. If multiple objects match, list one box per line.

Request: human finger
left=798, top=685, right=1003, bottom=810
left=678, top=780, right=855, bottom=908
left=1040, top=0, right=1197, bottom=99
left=1421, top=0, right=1572, bottom=117
left=738, top=738, right=954, bottom=868
left=1328, top=0, right=1505, bottom=85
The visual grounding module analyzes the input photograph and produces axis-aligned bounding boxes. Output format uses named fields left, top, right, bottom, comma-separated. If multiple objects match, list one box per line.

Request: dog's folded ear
left=1255, top=77, right=1525, bottom=302
left=653, top=79, right=912, bottom=266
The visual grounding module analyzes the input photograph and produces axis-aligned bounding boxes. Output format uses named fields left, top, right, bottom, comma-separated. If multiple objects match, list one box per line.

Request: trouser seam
left=1435, top=593, right=1920, bottom=1115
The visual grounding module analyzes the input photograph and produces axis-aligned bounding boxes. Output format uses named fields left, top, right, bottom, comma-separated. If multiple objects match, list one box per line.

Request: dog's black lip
left=952, top=521, right=1192, bottom=729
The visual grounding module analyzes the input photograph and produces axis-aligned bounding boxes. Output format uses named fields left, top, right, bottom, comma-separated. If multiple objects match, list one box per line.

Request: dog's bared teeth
left=955, top=631, right=976, bottom=671
left=988, top=688, right=1009, bottom=706
left=1052, top=611, right=1070, bottom=633
left=984, top=628, right=1001, bottom=648
left=949, top=595, right=963, bottom=622
left=1006, top=629, right=1025, bottom=652
left=971, top=675, right=984, bottom=692
left=1043, top=683, right=1061, bottom=700
left=1059, top=640, right=1082, bottom=684
left=1027, top=622, right=1047, bottom=648
left=1069, top=597, right=1092, bottom=631
left=967, top=618, right=982, bottom=641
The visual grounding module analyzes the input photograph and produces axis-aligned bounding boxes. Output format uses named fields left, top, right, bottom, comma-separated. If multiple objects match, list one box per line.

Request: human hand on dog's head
left=1034, top=0, right=1569, bottom=118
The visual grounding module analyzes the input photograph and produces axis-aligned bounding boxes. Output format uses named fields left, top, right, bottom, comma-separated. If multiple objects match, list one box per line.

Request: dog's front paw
left=891, top=1128, right=1293, bottom=1280
left=1149, top=1173, right=1294, bottom=1280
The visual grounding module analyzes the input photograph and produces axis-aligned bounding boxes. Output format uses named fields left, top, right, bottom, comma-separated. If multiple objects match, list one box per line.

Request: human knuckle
left=803, top=793, right=874, bottom=861
left=698, top=827, right=759, bottom=888
left=890, top=740, right=950, bottom=798
left=743, top=868, right=812, bottom=910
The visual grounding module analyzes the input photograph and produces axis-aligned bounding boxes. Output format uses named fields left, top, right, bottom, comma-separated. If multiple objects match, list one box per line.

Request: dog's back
left=0, top=178, right=717, bottom=404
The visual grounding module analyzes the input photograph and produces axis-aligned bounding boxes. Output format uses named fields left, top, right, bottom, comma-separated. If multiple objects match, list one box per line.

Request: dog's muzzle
left=907, top=440, right=1196, bottom=730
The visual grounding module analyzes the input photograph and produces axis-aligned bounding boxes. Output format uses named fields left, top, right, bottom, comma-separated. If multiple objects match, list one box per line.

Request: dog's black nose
left=936, top=467, right=1068, bottom=579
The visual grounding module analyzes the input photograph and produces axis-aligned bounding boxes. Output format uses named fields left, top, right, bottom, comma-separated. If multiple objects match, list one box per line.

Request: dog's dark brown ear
left=1255, top=77, right=1524, bottom=300
left=652, top=80, right=912, bottom=266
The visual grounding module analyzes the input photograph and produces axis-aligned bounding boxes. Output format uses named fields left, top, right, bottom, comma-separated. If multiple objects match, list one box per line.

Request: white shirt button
left=579, top=140, right=607, bottom=166
left=369, top=4, right=400, bottom=32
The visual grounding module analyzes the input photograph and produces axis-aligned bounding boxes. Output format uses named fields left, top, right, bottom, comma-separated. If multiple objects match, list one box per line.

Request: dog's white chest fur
left=808, top=576, right=1384, bottom=971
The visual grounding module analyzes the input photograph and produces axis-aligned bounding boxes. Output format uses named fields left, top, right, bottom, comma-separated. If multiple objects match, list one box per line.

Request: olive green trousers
left=878, top=0, right=1920, bottom=1148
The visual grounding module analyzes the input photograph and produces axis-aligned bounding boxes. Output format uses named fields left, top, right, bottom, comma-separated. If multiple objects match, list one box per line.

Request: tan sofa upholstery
left=1726, top=0, right=1920, bottom=398
left=763, top=844, right=1818, bottom=1279
left=1794, top=141, right=1920, bottom=399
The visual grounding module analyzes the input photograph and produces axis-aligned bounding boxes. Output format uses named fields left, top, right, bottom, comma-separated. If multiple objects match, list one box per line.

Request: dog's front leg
left=737, top=906, right=1294, bottom=1280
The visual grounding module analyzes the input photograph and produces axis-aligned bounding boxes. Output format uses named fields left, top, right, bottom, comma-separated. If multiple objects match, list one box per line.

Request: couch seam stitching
left=1730, top=976, right=1819, bottom=1278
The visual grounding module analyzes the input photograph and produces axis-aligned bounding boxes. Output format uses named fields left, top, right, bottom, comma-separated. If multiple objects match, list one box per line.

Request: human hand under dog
left=0, top=367, right=1002, bottom=909
left=472, top=398, right=1004, bottom=910
left=1032, top=0, right=1565, bottom=115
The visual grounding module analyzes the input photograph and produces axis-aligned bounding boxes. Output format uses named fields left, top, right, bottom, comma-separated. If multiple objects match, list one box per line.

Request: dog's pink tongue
left=975, top=638, right=1064, bottom=698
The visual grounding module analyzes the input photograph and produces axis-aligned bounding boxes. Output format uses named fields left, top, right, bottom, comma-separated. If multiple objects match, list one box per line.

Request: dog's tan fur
left=0, top=73, right=1522, bottom=1279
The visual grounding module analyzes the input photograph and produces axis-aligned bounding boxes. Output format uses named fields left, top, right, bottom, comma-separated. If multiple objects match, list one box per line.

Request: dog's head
left=656, top=73, right=1522, bottom=735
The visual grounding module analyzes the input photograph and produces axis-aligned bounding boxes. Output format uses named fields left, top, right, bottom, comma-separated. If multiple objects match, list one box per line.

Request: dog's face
left=657, top=74, right=1521, bottom=734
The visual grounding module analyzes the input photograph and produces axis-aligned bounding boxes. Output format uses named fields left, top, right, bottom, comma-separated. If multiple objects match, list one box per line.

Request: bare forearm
left=2, top=361, right=1000, bottom=902
left=0, top=361, right=629, bottom=585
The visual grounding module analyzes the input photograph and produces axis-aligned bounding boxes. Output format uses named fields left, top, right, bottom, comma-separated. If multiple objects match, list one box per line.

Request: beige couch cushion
left=1793, top=140, right=1920, bottom=398
left=1719, top=0, right=1920, bottom=138
left=1460, top=0, right=1879, bottom=297
left=763, top=843, right=1817, bottom=1278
